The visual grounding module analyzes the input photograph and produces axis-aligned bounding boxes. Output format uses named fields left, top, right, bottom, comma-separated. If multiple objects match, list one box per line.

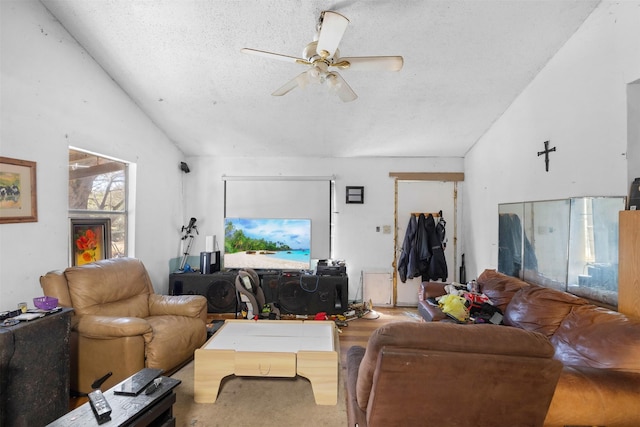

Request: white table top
left=203, top=321, right=335, bottom=353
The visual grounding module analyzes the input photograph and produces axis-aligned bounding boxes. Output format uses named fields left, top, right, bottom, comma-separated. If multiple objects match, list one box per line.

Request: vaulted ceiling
left=41, top=0, right=600, bottom=158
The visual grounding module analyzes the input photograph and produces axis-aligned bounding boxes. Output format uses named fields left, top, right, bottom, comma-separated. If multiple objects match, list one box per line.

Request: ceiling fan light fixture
left=242, top=10, right=402, bottom=102
left=307, top=66, right=321, bottom=81
left=326, top=73, right=341, bottom=89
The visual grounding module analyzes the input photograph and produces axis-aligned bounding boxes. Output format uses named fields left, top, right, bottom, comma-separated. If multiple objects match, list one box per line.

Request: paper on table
left=14, top=312, right=45, bottom=321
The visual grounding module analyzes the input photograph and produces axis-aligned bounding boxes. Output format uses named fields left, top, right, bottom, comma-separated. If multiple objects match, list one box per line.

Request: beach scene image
left=224, top=218, right=311, bottom=269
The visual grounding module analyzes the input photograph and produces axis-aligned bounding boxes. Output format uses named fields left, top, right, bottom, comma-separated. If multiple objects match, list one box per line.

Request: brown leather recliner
left=346, top=321, right=563, bottom=427
left=40, top=257, right=207, bottom=393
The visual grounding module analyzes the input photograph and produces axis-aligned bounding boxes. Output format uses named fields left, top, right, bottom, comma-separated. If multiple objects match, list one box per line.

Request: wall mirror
left=499, top=196, right=625, bottom=307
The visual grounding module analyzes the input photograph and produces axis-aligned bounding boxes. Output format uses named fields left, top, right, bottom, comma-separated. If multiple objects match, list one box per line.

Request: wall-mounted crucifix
left=537, top=140, right=556, bottom=172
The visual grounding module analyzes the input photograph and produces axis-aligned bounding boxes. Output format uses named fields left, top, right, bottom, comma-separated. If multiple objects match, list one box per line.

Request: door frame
left=389, top=172, right=464, bottom=306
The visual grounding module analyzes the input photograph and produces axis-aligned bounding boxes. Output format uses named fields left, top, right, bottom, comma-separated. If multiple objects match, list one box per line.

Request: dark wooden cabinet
left=0, top=307, right=73, bottom=427
left=48, top=375, right=180, bottom=427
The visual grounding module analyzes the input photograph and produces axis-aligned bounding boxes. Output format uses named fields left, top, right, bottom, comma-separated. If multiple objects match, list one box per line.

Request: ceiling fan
left=241, top=11, right=403, bottom=102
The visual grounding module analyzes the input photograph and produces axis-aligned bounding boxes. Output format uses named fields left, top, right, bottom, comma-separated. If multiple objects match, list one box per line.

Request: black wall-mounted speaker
left=277, top=275, right=348, bottom=315
left=169, top=272, right=237, bottom=313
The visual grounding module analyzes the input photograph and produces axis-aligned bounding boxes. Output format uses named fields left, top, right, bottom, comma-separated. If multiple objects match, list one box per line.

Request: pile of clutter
left=279, top=299, right=378, bottom=327
left=430, top=281, right=503, bottom=324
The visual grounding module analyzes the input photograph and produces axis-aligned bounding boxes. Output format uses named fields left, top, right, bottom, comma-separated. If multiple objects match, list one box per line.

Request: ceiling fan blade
left=327, top=72, right=357, bottom=102
left=316, top=11, right=349, bottom=59
left=271, top=72, right=310, bottom=96
left=241, top=48, right=309, bottom=65
left=334, top=56, right=404, bottom=71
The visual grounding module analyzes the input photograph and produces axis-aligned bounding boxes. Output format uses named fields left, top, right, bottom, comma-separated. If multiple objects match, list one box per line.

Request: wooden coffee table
left=194, top=319, right=339, bottom=405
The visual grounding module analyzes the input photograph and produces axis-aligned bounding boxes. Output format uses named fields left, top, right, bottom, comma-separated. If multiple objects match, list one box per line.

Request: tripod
left=178, top=217, right=198, bottom=271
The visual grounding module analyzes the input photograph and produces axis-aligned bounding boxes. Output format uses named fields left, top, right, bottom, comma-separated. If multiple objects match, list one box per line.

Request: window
left=68, top=148, right=128, bottom=259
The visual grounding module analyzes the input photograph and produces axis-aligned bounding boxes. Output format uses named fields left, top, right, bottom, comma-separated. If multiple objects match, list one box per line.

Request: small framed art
left=70, top=218, right=111, bottom=266
left=0, top=156, right=38, bottom=223
left=346, top=186, right=364, bottom=204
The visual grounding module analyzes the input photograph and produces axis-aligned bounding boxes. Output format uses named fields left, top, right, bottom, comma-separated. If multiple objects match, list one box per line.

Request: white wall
left=4, top=0, right=636, bottom=310
left=463, top=0, right=640, bottom=278
left=0, top=0, right=185, bottom=308
left=183, top=156, right=463, bottom=301
left=0, top=0, right=463, bottom=308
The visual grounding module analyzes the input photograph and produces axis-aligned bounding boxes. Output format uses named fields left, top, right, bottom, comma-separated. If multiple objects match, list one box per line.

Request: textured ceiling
left=41, top=0, right=600, bottom=158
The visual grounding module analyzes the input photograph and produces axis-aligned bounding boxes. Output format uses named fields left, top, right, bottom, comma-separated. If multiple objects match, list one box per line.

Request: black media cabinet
left=48, top=374, right=180, bottom=427
left=169, top=270, right=348, bottom=315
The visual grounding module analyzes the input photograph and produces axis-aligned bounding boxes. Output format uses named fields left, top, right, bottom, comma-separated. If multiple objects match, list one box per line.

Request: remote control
left=88, top=389, right=112, bottom=424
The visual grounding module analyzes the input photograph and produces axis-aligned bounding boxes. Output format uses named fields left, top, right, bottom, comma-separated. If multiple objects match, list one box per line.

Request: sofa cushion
left=476, top=269, right=529, bottom=312
left=503, top=285, right=589, bottom=337
left=550, top=305, right=640, bottom=371
left=65, top=258, right=153, bottom=318
left=355, top=321, right=555, bottom=410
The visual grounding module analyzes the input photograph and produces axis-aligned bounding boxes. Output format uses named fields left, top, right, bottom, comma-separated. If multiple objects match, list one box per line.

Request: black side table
left=47, top=375, right=181, bottom=427
left=0, top=307, right=73, bottom=427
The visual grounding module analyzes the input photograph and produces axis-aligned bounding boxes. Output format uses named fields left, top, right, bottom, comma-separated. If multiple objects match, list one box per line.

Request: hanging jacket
left=429, top=216, right=448, bottom=281
left=436, top=217, right=446, bottom=250
left=397, top=215, right=418, bottom=283
left=415, top=214, right=431, bottom=278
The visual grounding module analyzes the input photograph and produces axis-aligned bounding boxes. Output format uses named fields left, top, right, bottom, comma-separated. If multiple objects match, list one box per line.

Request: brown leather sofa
left=417, top=269, right=640, bottom=427
left=40, top=257, right=208, bottom=393
left=346, top=321, right=563, bottom=427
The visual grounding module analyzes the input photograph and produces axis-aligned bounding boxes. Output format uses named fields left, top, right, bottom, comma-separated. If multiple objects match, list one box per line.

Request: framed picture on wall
left=0, top=156, right=38, bottom=224
left=70, top=218, right=111, bottom=266
left=346, top=186, right=364, bottom=204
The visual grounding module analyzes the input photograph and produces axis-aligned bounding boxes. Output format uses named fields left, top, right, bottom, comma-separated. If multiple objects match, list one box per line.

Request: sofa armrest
left=417, top=300, right=447, bottom=322
left=40, top=270, right=73, bottom=308
left=419, top=281, right=447, bottom=301
left=346, top=346, right=368, bottom=427
left=74, top=315, right=152, bottom=341
left=417, top=282, right=448, bottom=322
left=148, top=294, right=208, bottom=323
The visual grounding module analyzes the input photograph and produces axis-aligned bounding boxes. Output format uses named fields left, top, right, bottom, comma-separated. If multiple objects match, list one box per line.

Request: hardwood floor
left=336, top=306, right=421, bottom=367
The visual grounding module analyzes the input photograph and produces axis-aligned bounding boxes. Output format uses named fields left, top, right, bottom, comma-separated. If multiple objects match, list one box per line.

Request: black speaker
left=169, top=272, right=237, bottom=313
left=261, top=273, right=282, bottom=304
left=277, top=275, right=348, bottom=315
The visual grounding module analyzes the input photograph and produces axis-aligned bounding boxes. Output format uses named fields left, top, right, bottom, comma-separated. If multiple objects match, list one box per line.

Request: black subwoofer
left=169, top=272, right=237, bottom=313
left=261, top=273, right=282, bottom=304
left=277, top=275, right=348, bottom=315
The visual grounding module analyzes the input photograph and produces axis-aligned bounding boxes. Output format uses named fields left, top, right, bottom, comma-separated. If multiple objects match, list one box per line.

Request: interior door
left=395, top=180, right=456, bottom=306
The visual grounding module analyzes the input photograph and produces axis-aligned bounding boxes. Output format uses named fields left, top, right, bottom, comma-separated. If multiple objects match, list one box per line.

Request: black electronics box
left=316, top=265, right=346, bottom=276
left=316, top=259, right=346, bottom=276
left=629, top=177, right=640, bottom=210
